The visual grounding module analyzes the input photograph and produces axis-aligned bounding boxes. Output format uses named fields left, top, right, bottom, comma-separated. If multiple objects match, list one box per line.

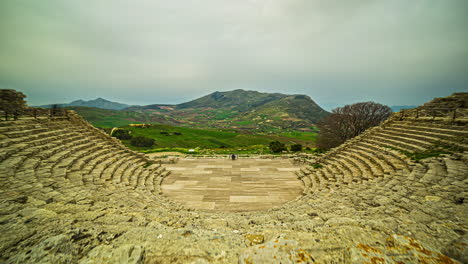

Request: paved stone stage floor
left=161, top=158, right=303, bottom=211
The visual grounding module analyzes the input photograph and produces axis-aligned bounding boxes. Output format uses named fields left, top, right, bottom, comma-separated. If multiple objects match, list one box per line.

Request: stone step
left=348, top=147, right=393, bottom=174
left=145, top=167, right=165, bottom=192
left=0, top=129, right=68, bottom=148
left=67, top=143, right=108, bottom=171
left=392, top=121, right=468, bottom=135
left=101, top=154, right=134, bottom=182
left=372, top=131, right=429, bottom=152
left=144, top=171, right=156, bottom=192
left=333, top=154, right=364, bottom=180
left=72, top=148, right=111, bottom=176
left=386, top=125, right=465, bottom=140
left=315, top=170, right=330, bottom=189
left=299, top=173, right=312, bottom=193
left=82, top=149, right=127, bottom=175
left=130, top=165, right=146, bottom=188
left=330, top=156, right=357, bottom=183
left=320, top=166, right=338, bottom=182
left=41, top=138, right=92, bottom=164
left=357, top=141, right=411, bottom=171
left=0, top=123, right=43, bottom=133
left=122, top=160, right=145, bottom=187
left=365, top=134, right=422, bottom=153
left=320, top=163, right=343, bottom=185
left=0, top=155, right=28, bottom=174
left=3, top=137, right=87, bottom=173
left=384, top=126, right=468, bottom=150
left=323, top=158, right=352, bottom=184
left=350, top=150, right=385, bottom=176
left=136, top=169, right=151, bottom=189
left=378, top=129, right=444, bottom=147
left=54, top=142, right=99, bottom=170
left=91, top=154, right=129, bottom=182
left=118, top=158, right=144, bottom=185
left=112, top=157, right=140, bottom=185
left=34, top=135, right=91, bottom=160
left=1, top=127, right=50, bottom=138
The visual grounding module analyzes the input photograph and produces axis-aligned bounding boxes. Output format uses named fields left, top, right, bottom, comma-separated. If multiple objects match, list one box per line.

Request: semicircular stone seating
left=0, top=93, right=467, bottom=263
left=297, top=118, right=468, bottom=193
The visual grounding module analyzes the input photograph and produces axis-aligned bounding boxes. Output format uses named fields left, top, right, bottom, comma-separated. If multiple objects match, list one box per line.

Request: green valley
left=109, top=123, right=318, bottom=154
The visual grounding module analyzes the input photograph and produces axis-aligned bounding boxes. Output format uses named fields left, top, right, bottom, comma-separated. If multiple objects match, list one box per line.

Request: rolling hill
left=124, top=89, right=329, bottom=132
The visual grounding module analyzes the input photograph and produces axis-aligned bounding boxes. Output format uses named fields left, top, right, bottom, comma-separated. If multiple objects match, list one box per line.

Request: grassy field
left=117, top=123, right=317, bottom=152
left=279, top=131, right=318, bottom=141
left=69, top=107, right=319, bottom=152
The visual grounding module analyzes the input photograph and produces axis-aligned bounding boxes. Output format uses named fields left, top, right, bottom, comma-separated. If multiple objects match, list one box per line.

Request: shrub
left=160, top=131, right=169, bottom=135
left=0, top=89, right=27, bottom=120
left=269, top=141, right=286, bottom=153
left=311, top=148, right=327, bottom=154
left=130, top=136, right=155, bottom=148
left=290, top=143, right=303, bottom=152
left=112, top=129, right=132, bottom=140
left=173, top=132, right=182, bottom=135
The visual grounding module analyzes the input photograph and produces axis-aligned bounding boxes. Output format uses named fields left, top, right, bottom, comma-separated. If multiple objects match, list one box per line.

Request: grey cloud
left=0, top=0, right=467, bottom=107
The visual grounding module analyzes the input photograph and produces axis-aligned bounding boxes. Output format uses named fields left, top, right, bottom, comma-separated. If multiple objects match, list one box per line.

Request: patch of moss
left=312, top=163, right=323, bottom=169
left=143, top=162, right=154, bottom=168
left=384, top=141, right=465, bottom=161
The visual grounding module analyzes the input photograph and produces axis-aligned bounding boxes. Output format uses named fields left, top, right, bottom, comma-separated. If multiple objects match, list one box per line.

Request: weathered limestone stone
left=442, top=234, right=468, bottom=263
left=244, top=234, right=265, bottom=246
left=346, top=234, right=461, bottom=264
left=325, top=217, right=358, bottom=226
left=373, top=195, right=393, bottom=206
left=425, top=195, right=442, bottom=202
left=10, top=234, right=74, bottom=264
left=409, top=209, right=434, bottom=224
left=203, top=218, right=228, bottom=230
left=239, top=235, right=315, bottom=264
left=79, top=244, right=144, bottom=264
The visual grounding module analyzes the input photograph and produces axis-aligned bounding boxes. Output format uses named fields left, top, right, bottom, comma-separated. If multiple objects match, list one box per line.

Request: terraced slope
left=0, top=94, right=467, bottom=263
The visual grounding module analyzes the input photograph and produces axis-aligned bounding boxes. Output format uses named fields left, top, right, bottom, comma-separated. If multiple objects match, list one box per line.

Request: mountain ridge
left=40, top=89, right=329, bottom=132
left=124, top=90, right=329, bottom=130
left=38, top=98, right=133, bottom=110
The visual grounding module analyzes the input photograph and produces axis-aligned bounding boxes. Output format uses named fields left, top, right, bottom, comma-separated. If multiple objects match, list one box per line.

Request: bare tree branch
left=316, top=102, right=392, bottom=149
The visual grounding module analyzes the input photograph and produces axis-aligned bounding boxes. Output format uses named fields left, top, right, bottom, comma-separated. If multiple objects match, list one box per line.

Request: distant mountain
left=39, top=98, right=133, bottom=110
left=125, top=89, right=329, bottom=131
left=391, top=105, right=417, bottom=112
left=176, top=90, right=287, bottom=111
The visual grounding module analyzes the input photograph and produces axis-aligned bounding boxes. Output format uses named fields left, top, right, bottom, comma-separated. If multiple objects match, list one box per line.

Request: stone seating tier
left=301, top=116, right=467, bottom=195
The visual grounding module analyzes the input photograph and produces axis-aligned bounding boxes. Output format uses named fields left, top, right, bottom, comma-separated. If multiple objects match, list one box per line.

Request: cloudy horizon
left=1, top=0, right=467, bottom=110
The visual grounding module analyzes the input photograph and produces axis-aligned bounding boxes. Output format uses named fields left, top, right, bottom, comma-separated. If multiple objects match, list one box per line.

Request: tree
left=269, top=141, right=286, bottom=153
left=0, top=89, right=27, bottom=120
left=112, top=129, right=132, bottom=140
left=130, top=136, right=155, bottom=148
left=290, top=143, right=303, bottom=152
left=317, top=102, right=392, bottom=149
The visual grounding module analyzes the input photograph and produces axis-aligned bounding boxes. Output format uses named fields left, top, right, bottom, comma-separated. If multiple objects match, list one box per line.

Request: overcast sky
left=1, top=0, right=467, bottom=110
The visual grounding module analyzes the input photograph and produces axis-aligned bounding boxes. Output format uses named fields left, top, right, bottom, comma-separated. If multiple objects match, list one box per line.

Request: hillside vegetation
left=123, top=89, right=329, bottom=132
left=62, top=90, right=325, bottom=152
left=114, top=124, right=318, bottom=153
left=67, top=106, right=181, bottom=128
